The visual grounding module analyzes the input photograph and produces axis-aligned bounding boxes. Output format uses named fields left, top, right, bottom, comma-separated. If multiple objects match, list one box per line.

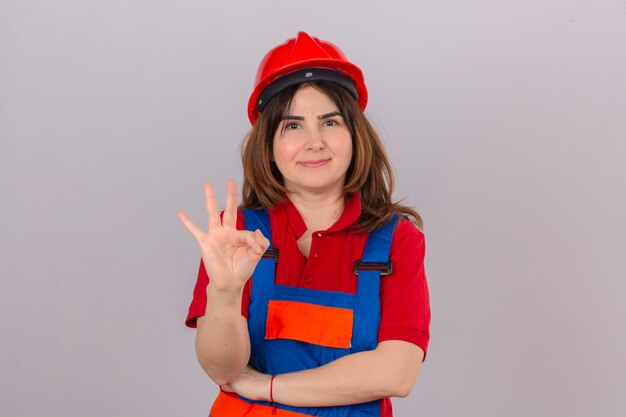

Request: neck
left=286, top=189, right=346, bottom=232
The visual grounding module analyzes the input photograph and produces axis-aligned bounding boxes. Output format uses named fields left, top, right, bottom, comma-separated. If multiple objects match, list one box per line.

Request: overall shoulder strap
left=241, top=209, right=278, bottom=283
left=241, top=208, right=271, bottom=240
left=241, top=208, right=278, bottom=262
left=356, top=215, right=401, bottom=297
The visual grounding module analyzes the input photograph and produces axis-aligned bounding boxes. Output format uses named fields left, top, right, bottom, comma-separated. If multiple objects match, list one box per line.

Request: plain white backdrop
left=1, top=1, right=625, bottom=416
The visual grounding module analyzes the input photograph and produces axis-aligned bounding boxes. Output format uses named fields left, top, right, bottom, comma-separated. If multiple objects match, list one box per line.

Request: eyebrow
left=280, top=111, right=341, bottom=121
left=281, top=115, right=304, bottom=121
left=318, top=111, right=341, bottom=119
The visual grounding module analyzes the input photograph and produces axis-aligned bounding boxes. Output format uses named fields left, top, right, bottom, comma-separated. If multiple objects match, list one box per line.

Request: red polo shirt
left=185, top=193, right=431, bottom=356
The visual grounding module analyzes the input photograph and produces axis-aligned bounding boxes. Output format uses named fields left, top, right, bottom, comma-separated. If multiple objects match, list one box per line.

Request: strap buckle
left=262, top=248, right=279, bottom=263
left=353, top=260, right=393, bottom=276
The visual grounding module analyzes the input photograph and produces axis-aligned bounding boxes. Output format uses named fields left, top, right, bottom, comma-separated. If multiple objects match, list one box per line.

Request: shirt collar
left=279, top=192, right=362, bottom=239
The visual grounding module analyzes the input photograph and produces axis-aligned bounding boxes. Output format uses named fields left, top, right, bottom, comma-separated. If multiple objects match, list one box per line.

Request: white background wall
left=1, top=1, right=625, bottom=416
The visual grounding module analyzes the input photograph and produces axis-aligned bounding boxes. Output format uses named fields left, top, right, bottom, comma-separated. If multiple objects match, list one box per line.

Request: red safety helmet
left=247, top=31, right=368, bottom=125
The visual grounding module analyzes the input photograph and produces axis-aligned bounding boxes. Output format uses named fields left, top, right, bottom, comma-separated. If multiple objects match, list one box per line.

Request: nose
left=305, top=126, right=324, bottom=150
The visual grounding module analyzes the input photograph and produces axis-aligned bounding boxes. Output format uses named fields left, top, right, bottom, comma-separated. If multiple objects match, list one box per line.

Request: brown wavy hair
left=240, top=81, right=423, bottom=232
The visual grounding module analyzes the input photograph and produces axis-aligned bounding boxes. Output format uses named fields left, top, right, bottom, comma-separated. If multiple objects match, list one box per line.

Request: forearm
left=274, top=342, right=421, bottom=406
left=195, top=285, right=250, bottom=385
left=233, top=341, right=423, bottom=407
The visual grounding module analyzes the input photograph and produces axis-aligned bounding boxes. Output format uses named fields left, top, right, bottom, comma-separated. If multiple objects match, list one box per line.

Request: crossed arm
left=221, top=339, right=423, bottom=407
left=196, top=288, right=423, bottom=408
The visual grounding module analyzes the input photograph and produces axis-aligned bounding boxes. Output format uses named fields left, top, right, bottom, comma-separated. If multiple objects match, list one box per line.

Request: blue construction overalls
left=210, top=209, right=400, bottom=417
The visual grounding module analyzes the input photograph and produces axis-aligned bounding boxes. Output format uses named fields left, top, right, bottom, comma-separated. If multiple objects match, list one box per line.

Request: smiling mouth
left=299, top=159, right=330, bottom=168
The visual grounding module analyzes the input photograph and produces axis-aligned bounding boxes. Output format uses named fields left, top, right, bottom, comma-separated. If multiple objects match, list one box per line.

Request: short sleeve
left=378, top=218, right=431, bottom=360
left=184, top=210, right=251, bottom=328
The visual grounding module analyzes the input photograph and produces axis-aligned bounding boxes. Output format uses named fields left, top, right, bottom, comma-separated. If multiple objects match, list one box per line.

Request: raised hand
left=177, top=179, right=269, bottom=293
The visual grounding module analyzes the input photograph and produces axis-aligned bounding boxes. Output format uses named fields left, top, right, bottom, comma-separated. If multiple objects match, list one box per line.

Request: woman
left=177, top=32, right=430, bottom=417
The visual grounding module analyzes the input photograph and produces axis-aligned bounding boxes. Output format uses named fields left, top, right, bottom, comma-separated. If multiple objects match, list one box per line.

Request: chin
left=288, top=179, right=345, bottom=194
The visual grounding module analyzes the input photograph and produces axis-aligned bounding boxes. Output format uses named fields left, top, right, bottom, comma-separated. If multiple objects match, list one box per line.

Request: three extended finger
left=204, top=183, right=221, bottom=230
left=222, top=178, right=238, bottom=229
left=176, top=210, right=205, bottom=244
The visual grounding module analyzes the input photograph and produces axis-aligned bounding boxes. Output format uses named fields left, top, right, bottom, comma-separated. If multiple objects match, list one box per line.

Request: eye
left=285, top=122, right=300, bottom=130
left=323, top=119, right=339, bottom=127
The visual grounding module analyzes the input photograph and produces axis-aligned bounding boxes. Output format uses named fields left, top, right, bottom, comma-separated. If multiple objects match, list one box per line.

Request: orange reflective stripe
left=210, top=391, right=311, bottom=417
left=266, top=300, right=353, bottom=349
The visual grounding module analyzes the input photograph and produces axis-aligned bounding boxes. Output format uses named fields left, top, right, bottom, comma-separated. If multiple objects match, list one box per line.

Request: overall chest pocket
left=265, top=300, right=354, bottom=349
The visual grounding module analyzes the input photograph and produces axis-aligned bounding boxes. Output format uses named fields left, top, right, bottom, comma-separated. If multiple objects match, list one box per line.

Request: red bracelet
left=269, top=375, right=276, bottom=403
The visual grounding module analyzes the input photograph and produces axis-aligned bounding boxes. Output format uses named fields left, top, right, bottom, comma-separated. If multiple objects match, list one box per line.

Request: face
left=272, top=85, right=353, bottom=196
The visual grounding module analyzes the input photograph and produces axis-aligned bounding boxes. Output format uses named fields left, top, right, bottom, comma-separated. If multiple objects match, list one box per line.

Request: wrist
left=269, top=374, right=276, bottom=403
left=206, top=283, right=244, bottom=305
